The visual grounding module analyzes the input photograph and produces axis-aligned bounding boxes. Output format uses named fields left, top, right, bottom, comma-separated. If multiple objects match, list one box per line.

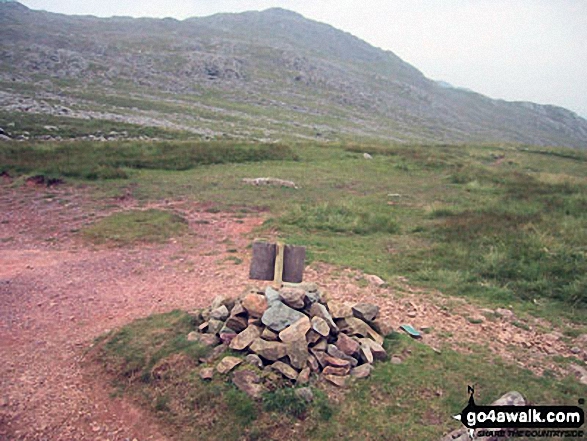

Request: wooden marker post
left=273, top=242, right=285, bottom=288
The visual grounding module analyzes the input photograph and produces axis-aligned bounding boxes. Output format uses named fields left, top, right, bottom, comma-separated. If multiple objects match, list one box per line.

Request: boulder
left=306, top=330, right=322, bottom=345
left=365, top=274, right=385, bottom=287
left=264, top=286, right=281, bottom=304
left=207, top=319, right=225, bottom=335
left=359, top=342, right=374, bottom=364
left=312, top=338, right=328, bottom=351
left=352, top=303, right=379, bottom=322
left=230, top=325, right=262, bottom=351
left=232, top=370, right=266, bottom=399
left=279, top=287, right=306, bottom=309
left=262, top=301, right=306, bottom=332
left=324, top=356, right=351, bottom=369
left=250, top=338, right=287, bottom=361
left=230, top=301, right=247, bottom=317
left=216, top=356, right=242, bottom=374
left=326, top=344, right=358, bottom=367
left=279, top=316, right=311, bottom=343
left=307, top=354, right=320, bottom=372
left=370, top=319, right=394, bottom=337
left=242, top=293, right=268, bottom=318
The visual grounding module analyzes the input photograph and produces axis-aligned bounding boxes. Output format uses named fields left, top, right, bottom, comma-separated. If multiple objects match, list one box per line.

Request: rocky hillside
left=1, top=1, right=587, bottom=147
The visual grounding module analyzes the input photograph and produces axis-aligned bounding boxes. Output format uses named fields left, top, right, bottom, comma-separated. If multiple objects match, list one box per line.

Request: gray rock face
left=264, top=286, right=281, bottom=305
left=262, top=300, right=306, bottom=332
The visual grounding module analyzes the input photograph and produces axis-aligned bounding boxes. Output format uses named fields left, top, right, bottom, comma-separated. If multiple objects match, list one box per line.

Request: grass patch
left=93, top=317, right=586, bottom=441
left=82, top=209, right=188, bottom=245
left=0, top=140, right=298, bottom=180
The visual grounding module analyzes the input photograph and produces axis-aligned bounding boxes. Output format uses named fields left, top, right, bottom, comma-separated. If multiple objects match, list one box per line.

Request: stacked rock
left=189, top=284, right=388, bottom=393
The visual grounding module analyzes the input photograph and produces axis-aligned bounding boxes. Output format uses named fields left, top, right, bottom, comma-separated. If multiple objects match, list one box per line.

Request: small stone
left=324, top=356, right=351, bottom=369
left=232, top=370, right=266, bottom=399
left=199, top=367, right=214, bottom=380
left=207, top=319, right=224, bottom=335
left=391, top=356, right=402, bottom=365
left=264, top=286, right=281, bottom=304
left=571, top=347, right=581, bottom=354
left=250, top=338, right=287, bottom=361
left=211, top=295, right=232, bottom=311
left=245, top=354, right=264, bottom=369
left=326, top=345, right=358, bottom=367
left=407, top=311, right=417, bottom=318
left=310, top=303, right=338, bottom=333
left=225, top=315, right=248, bottom=333
left=307, top=354, right=320, bottom=372
left=370, top=319, right=394, bottom=337
left=311, top=316, right=330, bottom=337
left=350, top=364, right=373, bottom=378
left=324, top=374, right=348, bottom=387
left=262, top=301, right=306, bottom=332
left=312, top=338, right=328, bottom=351
left=230, top=325, right=262, bottom=351
left=336, top=317, right=383, bottom=344
left=335, top=332, right=360, bottom=356
left=210, top=305, right=229, bottom=321
left=496, top=308, right=515, bottom=319
left=279, top=287, right=306, bottom=309
left=261, top=328, right=279, bottom=341
left=297, top=367, right=311, bottom=385
left=242, top=293, right=268, bottom=318
left=199, top=334, right=221, bottom=347
left=323, top=365, right=350, bottom=376
left=310, top=349, right=329, bottom=368
left=187, top=331, right=199, bottom=342
left=363, top=153, right=373, bottom=160
left=359, top=343, right=374, bottom=364
left=219, top=331, right=237, bottom=345
left=365, top=274, right=385, bottom=287
left=198, top=322, right=208, bottom=332
left=231, top=301, right=247, bottom=317
left=328, top=301, right=353, bottom=319
left=286, top=338, right=310, bottom=370
left=306, top=329, right=322, bottom=345
left=352, top=303, right=380, bottom=322
left=216, top=356, right=242, bottom=374
left=279, top=316, right=311, bottom=343
left=358, top=338, right=387, bottom=361
left=295, top=386, right=314, bottom=402
left=270, top=361, right=299, bottom=380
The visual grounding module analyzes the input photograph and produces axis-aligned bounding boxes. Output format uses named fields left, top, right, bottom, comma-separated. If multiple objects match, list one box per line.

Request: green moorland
left=2, top=138, right=587, bottom=440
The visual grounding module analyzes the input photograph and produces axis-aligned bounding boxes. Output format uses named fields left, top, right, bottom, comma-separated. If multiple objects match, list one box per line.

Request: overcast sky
left=18, top=0, right=587, bottom=118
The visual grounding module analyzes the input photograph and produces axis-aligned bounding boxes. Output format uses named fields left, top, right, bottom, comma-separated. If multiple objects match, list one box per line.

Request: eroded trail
left=0, top=184, right=584, bottom=440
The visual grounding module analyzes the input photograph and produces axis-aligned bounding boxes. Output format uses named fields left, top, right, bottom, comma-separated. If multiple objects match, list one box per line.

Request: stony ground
left=0, top=182, right=585, bottom=441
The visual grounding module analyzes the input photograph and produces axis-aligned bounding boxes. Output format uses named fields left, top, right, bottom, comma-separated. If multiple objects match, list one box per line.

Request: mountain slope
left=1, top=2, right=586, bottom=147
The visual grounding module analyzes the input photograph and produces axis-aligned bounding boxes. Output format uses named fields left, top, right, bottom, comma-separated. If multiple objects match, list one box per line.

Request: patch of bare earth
left=0, top=183, right=584, bottom=440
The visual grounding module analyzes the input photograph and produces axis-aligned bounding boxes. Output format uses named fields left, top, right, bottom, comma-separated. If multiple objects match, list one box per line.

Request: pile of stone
left=189, top=283, right=389, bottom=396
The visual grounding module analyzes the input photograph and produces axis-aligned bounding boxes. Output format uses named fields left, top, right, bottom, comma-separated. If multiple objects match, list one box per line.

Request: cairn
left=189, top=283, right=388, bottom=397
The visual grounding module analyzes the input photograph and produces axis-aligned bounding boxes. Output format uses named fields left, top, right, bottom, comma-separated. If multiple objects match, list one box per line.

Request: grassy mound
left=92, top=311, right=585, bottom=441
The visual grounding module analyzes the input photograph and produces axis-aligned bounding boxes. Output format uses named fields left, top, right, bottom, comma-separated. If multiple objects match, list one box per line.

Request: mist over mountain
left=1, top=1, right=586, bottom=147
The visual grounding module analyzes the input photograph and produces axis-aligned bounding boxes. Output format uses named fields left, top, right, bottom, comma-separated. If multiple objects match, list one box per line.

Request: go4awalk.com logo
left=453, top=386, right=585, bottom=439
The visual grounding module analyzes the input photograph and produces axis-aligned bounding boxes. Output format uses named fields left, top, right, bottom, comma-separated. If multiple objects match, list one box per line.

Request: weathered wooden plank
left=283, top=245, right=306, bottom=283
left=249, top=242, right=276, bottom=281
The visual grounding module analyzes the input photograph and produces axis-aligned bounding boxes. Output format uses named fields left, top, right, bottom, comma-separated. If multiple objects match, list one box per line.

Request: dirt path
left=1, top=183, right=585, bottom=440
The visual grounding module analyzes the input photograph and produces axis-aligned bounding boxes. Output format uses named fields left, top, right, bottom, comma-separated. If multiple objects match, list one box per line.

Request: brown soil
left=0, top=183, right=584, bottom=441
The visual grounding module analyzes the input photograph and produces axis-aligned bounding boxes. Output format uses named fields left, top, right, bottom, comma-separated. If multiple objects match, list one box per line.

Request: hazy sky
left=19, top=0, right=587, bottom=118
